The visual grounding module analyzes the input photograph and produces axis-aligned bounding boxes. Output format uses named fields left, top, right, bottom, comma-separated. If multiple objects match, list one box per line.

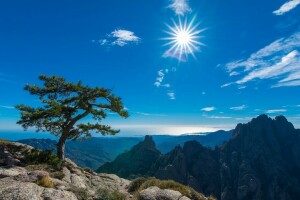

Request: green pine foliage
left=16, top=75, right=128, bottom=160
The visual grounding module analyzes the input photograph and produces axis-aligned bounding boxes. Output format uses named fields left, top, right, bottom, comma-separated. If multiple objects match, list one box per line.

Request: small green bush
left=50, top=171, right=65, bottom=179
left=96, top=188, right=126, bottom=200
left=128, top=177, right=147, bottom=193
left=69, top=188, right=89, bottom=200
left=23, top=149, right=63, bottom=170
left=0, top=139, right=9, bottom=144
left=82, top=167, right=94, bottom=173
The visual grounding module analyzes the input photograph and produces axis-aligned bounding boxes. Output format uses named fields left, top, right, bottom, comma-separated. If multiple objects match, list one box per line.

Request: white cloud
left=221, top=83, right=233, bottom=88
left=99, top=29, right=141, bottom=47
left=154, top=68, right=175, bottom=99
left=154, top=70, right=165, bottom=87
left=135, top=112, right=167, bottom=117
left=224, top=31, right=300, bottom=88
left=279, top=71, right=300, bottom=82
left=238, top=86, right=247, bottom=90
left=206, top=115, right=232, bottom=119
left=201, top=107, right=216, bottom=112
left=0, top=105, right=14, bottom=109
left=273, top=79, right=300, bottom=87
left=167, top=92, right=176, bottom=100
left=234, top=117, right=252, bottom=121
left=236, top=50, right=299, bottom=84
left=161, top=84, right=171, bottom=88
left=273, top=0, right=300, bottom=15
left=266, top=109, right=287, bottom=113
left=229, top=71, right=240, bottom=76
left=230, top=105, right=247, bottom=110
left=154, top=69, right=173, bottom=88
left=168, top=0, right=192, bottom=16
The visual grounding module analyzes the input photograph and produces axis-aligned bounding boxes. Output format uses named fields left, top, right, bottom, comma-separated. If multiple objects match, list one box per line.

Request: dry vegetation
left=36, top=175, right=55, bottom=188
left=128, top=177, right=216, bottom=200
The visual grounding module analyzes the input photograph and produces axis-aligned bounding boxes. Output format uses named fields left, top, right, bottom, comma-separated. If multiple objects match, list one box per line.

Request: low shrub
left=130, top=177, right=212, bottom=200
left=36, top=175, right=55, bottom=188
left=69, top=187, right=89, bottom=200
left=96, top=188, right=126, bottom=200
left=50, top=171, right=65, bottom=179
left=0, top=139, right=9, bottom=144
left=23, top=149, right=63, bottom=170
left=82, top=167, right=94, bottom=174
left=128, top=177, right=147, bottom=193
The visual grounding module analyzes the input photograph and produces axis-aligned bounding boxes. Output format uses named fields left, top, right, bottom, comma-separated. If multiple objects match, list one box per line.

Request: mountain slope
left=98, top=115, right=300, bottom=200
left=97, top=135, right=161, bottom=178
left=18, top=137, right=141, bottom=170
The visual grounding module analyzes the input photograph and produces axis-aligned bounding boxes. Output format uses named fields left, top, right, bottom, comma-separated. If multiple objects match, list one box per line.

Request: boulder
left=139, top=186, right=190, bottom=200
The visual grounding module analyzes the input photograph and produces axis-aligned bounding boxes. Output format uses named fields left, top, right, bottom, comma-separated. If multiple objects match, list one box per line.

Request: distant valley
left=17, top=130, right=232, bottom=170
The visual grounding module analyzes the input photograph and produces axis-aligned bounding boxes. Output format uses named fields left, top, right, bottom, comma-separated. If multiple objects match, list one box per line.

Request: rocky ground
left=0, top=139, right=209, bottom=200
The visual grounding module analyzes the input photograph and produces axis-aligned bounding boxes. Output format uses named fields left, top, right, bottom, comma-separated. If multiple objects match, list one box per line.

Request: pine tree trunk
left=57, top=135, right=67, bottom=160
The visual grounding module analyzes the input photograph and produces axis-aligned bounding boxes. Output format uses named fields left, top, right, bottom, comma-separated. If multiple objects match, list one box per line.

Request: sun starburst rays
left=162, top=17, right=205, bottom=61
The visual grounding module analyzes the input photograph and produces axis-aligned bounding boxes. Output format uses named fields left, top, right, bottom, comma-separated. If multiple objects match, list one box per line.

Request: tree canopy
left=16, top=75, right=128, bottom=159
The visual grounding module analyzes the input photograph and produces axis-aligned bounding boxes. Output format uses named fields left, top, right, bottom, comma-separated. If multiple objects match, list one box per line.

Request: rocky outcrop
left=98, top=115, right=300, bottom=200
left=0, top=140, right=131, bottom=200
left=1, top=139, right=210, bottom=200
left=218, top=115, right=300, bottom=200
left=139, top=186, right=191, bottom=200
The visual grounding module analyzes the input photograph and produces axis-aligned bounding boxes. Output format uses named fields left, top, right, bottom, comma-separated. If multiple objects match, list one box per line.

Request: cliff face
left=97, top=135, right=161, bottom=178
left=98, top=115, right=300, bottom=200
left=219, top=115, right=300, bottom=200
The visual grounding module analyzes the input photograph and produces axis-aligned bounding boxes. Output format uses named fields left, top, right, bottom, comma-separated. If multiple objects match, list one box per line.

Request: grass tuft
left=36, top=175, right=55, bottom=188
left=129, top=177, right=214, bottom=200
left=96, top=188, right=127, bottom=200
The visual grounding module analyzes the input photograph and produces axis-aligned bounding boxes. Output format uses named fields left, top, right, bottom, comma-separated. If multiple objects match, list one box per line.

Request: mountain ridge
left=97, top=115, right=300, bottom=200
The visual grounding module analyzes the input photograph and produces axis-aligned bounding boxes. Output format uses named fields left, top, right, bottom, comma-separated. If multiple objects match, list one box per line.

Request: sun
left=163, top=17, right=205, bottom=61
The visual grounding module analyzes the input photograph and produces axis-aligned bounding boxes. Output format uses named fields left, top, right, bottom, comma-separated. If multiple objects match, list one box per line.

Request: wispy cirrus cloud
left=0, top=105, right=15, bottom=109
left=266, top=109, right=287, bottom=114
left=230, top=105, right=247, bottom=111
left=168, top=0, right=192, bottom=16
left=167, top=91, right=176, bottom=100
left=202, top=114, right=232, bottom=119
left=224, top=31, right=300, bottom=88
left=201, top=107, right=216, bottom=112
left=237, top=50, right=299, bottom=84
left=221, top=82, right=233, bottom=88
left=273, top=0, right=300, bottom=15
left=98, top=29, right=141, bottom=47
left=0, top=72, right=20, bottom=85
left=135, top=112, right=167, bottom=117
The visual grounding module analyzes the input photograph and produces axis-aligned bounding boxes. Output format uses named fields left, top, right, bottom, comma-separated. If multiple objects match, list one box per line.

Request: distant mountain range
left=97, top=115, right=300, bottom=200
left=17, top=130, right=232, bottom=170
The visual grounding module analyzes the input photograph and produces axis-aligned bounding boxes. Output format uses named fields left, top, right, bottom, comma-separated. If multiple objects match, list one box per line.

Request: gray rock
left=0, top=141, right=132, bottom=200
left=139, top=186, right=190, bottom=200
left=0, top=167, right=27, bottom=178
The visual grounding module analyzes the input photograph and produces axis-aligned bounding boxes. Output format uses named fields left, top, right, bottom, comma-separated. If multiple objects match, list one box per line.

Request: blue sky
left=0, top=0, right=300, bottom=136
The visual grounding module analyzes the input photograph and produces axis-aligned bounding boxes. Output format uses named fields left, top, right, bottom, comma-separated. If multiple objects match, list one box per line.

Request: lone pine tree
left=16, top=75, right=128, bottom=160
